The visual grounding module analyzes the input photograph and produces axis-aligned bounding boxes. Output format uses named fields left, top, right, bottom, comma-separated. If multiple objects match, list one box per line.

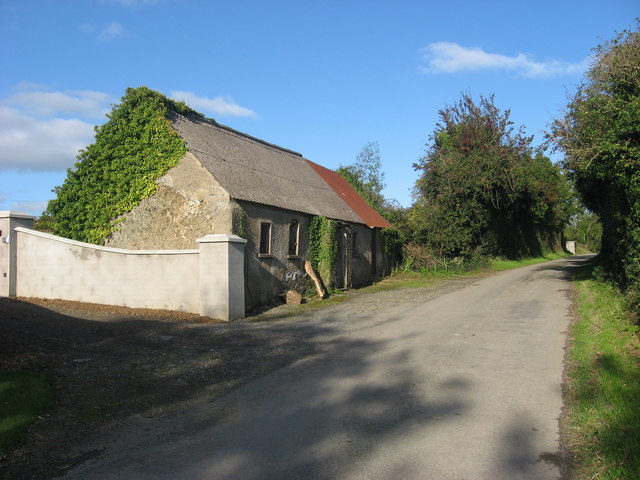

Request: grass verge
left=0, top=371, right=53, bottom=454
left=488, top=252, right=567, bottom=271
left=566, top=260, right=640, bottom=479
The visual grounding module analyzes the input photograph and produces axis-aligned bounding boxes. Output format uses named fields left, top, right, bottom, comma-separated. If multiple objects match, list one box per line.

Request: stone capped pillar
left=0, top=211, right=36, bottom=297
left=197, top=233, right=247, bottom=321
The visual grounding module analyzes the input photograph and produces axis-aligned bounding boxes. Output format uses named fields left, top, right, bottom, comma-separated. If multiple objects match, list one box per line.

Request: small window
left=352, top=231, right=359, bottom=257
left=288, top=220, right=299, bottom=256
left=259, top=222, right=271, bottom=255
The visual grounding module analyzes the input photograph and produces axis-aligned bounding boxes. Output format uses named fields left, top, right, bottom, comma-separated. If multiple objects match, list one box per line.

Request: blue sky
left=0, top=0, right=636, bottom=215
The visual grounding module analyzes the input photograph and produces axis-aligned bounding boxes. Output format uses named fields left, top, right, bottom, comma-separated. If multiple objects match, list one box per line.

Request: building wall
left=238, top=202, right=390, bottom=308
left=106, top=152, right=234, bottom=250
left=239, top=201, right=310, bottom=310
left=372, top=228, right=396, bottom=279
left=349, top=223, right=375, bottom=288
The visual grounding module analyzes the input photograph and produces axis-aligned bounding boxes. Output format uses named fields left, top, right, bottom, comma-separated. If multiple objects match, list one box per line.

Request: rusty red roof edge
left=306, top=160, right=393, bottom=229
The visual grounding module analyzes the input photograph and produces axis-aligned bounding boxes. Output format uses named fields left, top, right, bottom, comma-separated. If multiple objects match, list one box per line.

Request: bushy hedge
left=412, top=94, right=571, bottom=259
left=551, top=24, right=640, bottom=310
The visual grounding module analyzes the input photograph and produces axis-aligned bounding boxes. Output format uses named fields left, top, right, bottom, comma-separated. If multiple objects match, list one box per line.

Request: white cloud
left=0, top=85, right=256, bottom=172
left=98, top=22, right=126, bottom=41
left=4, top=90, right=112, bottom=119
left=0, top=106, right=94, bottom=171
left=170, top=91, right=257, bottom=118
left=0, top=85, right=112, bottom=171
left=420, top=42, right=587, bottom=78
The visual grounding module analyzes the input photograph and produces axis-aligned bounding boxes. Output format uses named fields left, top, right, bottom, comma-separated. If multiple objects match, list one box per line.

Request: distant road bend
left=64, top=255, right=591, bottom=480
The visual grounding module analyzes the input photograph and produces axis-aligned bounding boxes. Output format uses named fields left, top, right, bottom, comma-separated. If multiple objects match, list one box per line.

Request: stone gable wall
left=106, top=152, right=234, bottom=250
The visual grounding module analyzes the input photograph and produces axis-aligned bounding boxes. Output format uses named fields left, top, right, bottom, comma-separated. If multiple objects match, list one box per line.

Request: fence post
left=0, top=211, right=36, bottom=297
left=197, top=233, right=247, bottom=321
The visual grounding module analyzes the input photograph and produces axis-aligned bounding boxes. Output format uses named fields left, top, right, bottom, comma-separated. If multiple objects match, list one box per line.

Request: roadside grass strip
left=567, top=262, right=640, bottom=479
left=488, top=252, right=567, bottom=271
left=0, top=371, right=53, bottom=454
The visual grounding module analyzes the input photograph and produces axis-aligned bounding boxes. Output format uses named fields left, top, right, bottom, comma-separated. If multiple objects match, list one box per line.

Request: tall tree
left=413, top=93, right=569, bottom=258
left=550, top=23, right=639, bottom=307
left=337, top=142, right=407, bottom=256
left=337, top=141, right=387, bottom=213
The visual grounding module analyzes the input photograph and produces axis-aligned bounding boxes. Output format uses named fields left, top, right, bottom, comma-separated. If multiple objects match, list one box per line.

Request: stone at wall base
left=282, top=289, right=303, bottom=305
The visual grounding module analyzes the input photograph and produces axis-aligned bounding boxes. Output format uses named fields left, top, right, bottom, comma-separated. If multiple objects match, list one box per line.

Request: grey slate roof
left=170, top=112, right=364, bottom=224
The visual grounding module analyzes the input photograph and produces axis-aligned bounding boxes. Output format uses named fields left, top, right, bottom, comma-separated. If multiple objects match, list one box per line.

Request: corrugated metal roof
left=306, top=160, right=393, bottom=229
left=170, top=113, right=364, bottom=224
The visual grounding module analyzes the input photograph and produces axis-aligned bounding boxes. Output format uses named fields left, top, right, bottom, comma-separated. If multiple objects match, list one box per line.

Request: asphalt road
left=64, top=255, right=589, bottom=480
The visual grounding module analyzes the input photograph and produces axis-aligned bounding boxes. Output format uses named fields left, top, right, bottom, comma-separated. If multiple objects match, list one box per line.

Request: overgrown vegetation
left=411, top=93, right=572, bottom=260
left=550, top=23, right=640, bottom=311
left=31, top=214, right=55, bottom=234
left=45, top=86, right=201, bottom=244
left=0, top=371, right=53, bottom=453
left=308, top=216, right=338, bottom=289
left=566, top=260, right=640, bottom=479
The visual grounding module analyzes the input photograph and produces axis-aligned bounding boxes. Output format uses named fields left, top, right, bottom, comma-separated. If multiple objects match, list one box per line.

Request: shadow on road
left=1, top=296, right=470, bottom=480
left=157, top=330, right=472, bottom=480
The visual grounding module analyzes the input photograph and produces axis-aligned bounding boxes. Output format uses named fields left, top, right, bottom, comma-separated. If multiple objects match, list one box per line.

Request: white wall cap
left=0, top=211, right=37, bottom=220
left=14, top=227, right=199, bottom=255
left=197, top=234, right=247, bottom=244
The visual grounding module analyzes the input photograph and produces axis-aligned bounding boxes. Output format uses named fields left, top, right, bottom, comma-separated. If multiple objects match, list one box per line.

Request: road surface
left=64, top=255, right=588, bottom=480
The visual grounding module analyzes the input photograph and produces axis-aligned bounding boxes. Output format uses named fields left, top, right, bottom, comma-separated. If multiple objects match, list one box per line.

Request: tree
left=412, top=93, right=570, bottom=258
left=550, top=23, right=639, bottom=306
left=337, top=141, right=387, bottom=213
left=337, top=141, right=408, bottom=259
left=564, top=210, right=602, bottom=253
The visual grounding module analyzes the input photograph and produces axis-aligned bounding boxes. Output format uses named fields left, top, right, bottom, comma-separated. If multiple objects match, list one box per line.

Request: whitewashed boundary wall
left=0, top=211, right=246, bottom=321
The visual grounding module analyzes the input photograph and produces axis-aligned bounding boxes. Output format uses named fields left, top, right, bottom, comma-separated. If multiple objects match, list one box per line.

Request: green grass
left=566, top=261, right=640, bottom=479
left=488, top=252, right=567, bottom=271
left=0, top=371, right=53, bottom=454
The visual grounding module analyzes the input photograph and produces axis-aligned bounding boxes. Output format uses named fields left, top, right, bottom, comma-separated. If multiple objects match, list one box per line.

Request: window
left=259, top=222, right=271, bottom=255
left=288, top=220, right=299, bottom=256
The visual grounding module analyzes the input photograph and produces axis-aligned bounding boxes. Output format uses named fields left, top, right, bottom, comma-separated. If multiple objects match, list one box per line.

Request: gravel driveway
left=1, top=274, right=478, bottom=479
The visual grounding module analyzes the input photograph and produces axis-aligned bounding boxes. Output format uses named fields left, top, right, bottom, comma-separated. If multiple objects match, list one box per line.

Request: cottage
left=105, top=111, right=393, bottom=310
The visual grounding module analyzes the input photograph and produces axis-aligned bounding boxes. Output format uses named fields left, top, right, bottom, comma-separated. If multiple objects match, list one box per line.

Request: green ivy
left=308, top=216, right=338, bottom=288
left=45, top=86, right=202, bottom=244
left=380, top=227, right=401, bottom=257
left=236, top=209, right=247, bottom=239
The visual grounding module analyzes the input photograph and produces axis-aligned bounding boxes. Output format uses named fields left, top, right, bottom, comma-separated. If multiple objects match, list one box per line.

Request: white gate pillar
left=197, top=234, right=247, bottom=321
left=0, top=211, right=36, bottom=297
